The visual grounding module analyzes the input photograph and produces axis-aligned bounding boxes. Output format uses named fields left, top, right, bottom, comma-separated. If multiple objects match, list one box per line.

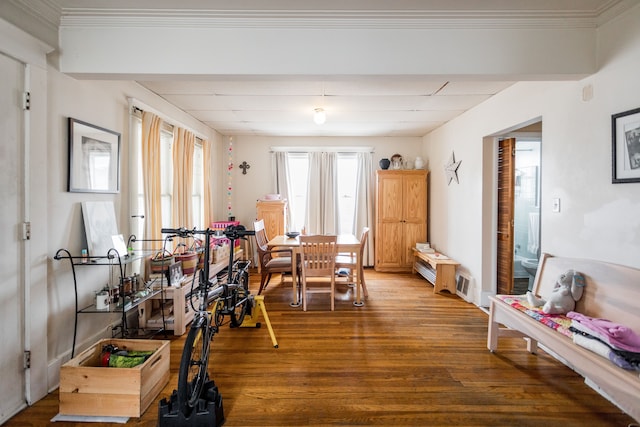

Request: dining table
left=267, top=234, right=364, bottom=307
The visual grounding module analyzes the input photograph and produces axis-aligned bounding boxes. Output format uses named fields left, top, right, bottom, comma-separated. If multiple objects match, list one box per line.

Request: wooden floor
left=6, top=269, right=637, bottom=426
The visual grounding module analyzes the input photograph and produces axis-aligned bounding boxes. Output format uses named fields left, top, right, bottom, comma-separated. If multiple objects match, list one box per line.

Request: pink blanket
left=496, top=295, right=573, bottom=337
left=567, top=311, right=640, bottom=353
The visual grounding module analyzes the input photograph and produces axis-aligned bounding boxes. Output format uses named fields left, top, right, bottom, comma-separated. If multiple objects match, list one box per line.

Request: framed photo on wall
left=612, top=107, right=640, bottom=183
left=68, top=118, right=121, bottom=193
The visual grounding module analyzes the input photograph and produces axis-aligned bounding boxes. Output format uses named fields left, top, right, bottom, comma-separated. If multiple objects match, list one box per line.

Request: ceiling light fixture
left=314, top=107, right=326, bottom=125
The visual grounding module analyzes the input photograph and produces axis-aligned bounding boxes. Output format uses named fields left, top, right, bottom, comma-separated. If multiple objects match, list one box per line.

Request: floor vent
left=456, top=271, right=473, bottom=302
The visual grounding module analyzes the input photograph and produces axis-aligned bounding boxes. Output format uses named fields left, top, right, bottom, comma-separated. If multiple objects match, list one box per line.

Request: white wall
left=219, top=135, right=423, bottom=231
left=46, top=70, right=222, bottom=387
left=424, top=4, right=640, bottom=306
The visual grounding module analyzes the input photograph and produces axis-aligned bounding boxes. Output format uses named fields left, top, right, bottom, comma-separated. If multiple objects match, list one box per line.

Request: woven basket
left=175, top=251, right=198, bottom=275
left=190, top=239, right=206, bottom=270
left=149, top=250, right=175, bottom=274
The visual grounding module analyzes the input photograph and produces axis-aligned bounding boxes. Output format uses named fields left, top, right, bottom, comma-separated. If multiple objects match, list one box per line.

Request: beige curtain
left=141, top=111, right=163, bottom=249
left=353, top=152, right=374, bottom=266
left=306, top=152, right=338, bottom=234
left=202, top=139, right=212, bottom=228
left=172, top=127, right=195, bottom=229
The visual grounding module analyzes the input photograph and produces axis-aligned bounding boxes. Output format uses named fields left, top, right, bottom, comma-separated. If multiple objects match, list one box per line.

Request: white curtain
left=306, top=152, right=338, bottom=234
left=353, top=152, right=374, bottom=266
left=273, top=152, right=293, bottom=231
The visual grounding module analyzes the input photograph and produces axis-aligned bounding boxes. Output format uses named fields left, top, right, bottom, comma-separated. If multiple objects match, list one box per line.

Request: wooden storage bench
left=487, top=253, right=640, bottom=422
left=59, top=338, right=170, bottom=418
left=413, top=250, right=459, bottom=293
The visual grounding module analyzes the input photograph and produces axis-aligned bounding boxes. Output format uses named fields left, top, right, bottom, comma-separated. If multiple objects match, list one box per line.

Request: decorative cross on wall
left=239, top=161, right=251, bottom=175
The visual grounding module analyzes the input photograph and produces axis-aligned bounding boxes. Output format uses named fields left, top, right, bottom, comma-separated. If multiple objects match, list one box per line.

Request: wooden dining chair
left=299, top=234, right=337, bottom=311
left=254, top=219, right=294, bottom=295
left=335, top=227, right=370, bottom=298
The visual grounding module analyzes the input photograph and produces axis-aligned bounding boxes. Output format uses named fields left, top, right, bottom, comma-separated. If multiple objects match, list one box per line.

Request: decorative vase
left=414, top=156, right=425, bottom=169
left=379, top=158, right=391, bottom=170
left=390, top=154, right=403, bottom=170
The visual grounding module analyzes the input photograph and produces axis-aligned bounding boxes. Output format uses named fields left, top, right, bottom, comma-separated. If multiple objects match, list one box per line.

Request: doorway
left=495, top=124, right=542, bottom=295
left=512, top=140, right=541, bottom=293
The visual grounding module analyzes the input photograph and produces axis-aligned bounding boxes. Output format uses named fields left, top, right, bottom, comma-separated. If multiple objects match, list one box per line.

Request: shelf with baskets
left=138, top=248, right=244, bottom=336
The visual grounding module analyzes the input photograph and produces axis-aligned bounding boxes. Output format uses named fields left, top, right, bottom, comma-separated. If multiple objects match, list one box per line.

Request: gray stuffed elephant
left=526, top=269, right=586, bottom=314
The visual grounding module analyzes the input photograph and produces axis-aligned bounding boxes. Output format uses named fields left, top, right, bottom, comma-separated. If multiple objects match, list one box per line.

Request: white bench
left=487, top=253, right=640, bottom=422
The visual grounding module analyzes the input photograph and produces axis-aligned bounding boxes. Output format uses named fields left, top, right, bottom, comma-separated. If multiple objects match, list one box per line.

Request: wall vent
left=456, top=271, right=473, bottom=303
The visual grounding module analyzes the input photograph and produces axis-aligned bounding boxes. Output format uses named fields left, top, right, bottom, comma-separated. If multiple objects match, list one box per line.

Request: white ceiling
left=7, top=0, right=636, bottom=137
left=138, top=77, right=515, bottom=137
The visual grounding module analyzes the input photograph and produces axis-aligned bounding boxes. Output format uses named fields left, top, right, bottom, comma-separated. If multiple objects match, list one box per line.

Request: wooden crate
left=59, top=338, right=170, bottom=418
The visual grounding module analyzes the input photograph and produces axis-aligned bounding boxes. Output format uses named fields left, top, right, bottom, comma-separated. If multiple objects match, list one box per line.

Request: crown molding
left=595, top=0, right=639, bottom=26
left=7, top=0, right=61, bottom=28
left=57, top=9, right=608, bottom=30
left=1, top=0, right=60, bottom=49
left=16, top=1, right=637, bottom=36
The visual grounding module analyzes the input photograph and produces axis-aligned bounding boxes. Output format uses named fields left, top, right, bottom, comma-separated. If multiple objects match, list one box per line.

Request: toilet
left=521, top=258, right=539, bottom=291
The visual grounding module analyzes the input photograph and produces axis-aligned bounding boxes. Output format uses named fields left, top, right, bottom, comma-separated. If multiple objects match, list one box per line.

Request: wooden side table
left=413, top=250, right=460, bottom=294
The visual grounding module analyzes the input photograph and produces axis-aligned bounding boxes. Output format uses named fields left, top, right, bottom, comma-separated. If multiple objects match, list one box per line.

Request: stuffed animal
left=526, top=269, right=586, bottom=314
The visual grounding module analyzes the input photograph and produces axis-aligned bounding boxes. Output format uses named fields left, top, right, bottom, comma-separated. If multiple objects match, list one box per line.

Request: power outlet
left=552, top=198, right=561, bottom=213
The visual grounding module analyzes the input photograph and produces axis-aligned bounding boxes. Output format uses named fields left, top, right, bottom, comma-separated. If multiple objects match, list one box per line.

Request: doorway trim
left=480, top=118, right=542, bottom=306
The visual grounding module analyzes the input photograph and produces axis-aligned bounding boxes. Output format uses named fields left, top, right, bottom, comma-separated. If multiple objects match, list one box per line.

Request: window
left=286, top=152, right=358, bottom=235
left=337, top=154, right=358, bottom=234
left=287, top=153, right=308, bottom=232
left=131, top=115, right=206, bottom=241
left=159, top=127, right=173, bottom=228
left=192, top=143, right=204, bottom=228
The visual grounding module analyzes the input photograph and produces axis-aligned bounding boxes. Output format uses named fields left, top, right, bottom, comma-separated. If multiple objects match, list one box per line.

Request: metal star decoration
left=444, top=151, right=462, bottom=185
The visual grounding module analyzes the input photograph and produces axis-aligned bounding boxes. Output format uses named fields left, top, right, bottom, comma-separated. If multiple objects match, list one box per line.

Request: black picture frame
left=68, top=117, right=121, bottom=193
left=167, top=261, right=184, bottom=287
left=612, top=107, right=640, bottom=184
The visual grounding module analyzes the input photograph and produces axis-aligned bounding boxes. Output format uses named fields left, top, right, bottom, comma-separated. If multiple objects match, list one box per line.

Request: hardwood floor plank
left=5, top=270, right=636, bottom=426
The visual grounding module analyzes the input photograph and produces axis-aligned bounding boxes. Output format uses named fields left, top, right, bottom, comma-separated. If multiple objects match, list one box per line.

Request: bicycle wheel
left=177, top=321, right=209, bottom=415
left=230, top=285, right=249, bottom=327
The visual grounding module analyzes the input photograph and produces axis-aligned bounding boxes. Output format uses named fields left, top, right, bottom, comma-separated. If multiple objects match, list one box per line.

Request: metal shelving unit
left=54, top=246, right=167, bottom=358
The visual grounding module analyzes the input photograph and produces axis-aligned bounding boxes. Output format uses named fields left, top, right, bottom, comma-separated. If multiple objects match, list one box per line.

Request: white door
left=0, top=52, right=27, bottom=423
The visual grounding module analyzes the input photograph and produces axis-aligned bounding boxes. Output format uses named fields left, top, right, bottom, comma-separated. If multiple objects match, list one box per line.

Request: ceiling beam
left=59, top=24, right=596, bottom=80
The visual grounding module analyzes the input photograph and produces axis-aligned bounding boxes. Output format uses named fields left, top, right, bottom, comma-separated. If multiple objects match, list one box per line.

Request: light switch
left=552, top=198, right=561, bottom=213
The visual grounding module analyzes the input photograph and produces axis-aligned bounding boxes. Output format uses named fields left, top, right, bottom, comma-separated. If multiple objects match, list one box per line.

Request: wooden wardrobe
left=256, top=200, right=287, bottom=239
left=375, top=170, right=428, bottom=272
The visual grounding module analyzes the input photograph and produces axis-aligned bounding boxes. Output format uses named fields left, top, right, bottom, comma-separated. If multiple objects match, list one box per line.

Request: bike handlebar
left=160, top=227, right=195, bottom=238
left=161, top=225, right=255, bottom=240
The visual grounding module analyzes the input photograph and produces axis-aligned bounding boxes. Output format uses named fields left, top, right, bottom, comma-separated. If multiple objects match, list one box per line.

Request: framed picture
left=68, top=117, right=121, bottom=193
left=167, top=261, right=184, bottom=287
left=81, top=201, right=118, bottom=257
left=612, top=107, right=640, bottom=184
